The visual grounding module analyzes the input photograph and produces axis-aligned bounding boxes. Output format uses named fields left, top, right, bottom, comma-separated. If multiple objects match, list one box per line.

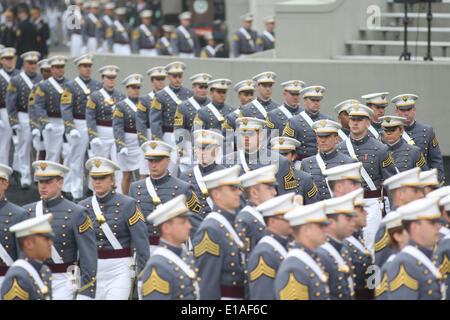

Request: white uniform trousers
left=138, top=128, right=152, bottom=175
left=138, top=48, right=157, bottom=56
left=14, top=112, right=33, bottom=186
left=70, top=33, right=83, bottom=57
left=363, top=197, right=383, bottom=258
left=178, top=52, right=195, bottom=58
left=112, top=43, right=131, bottom=55
left=52, top=272, right=76, bottom=300
left=87, top=37, right=98, bottom=53
left=117, top=132, right=143, bottom=172
left=162, top=132, right=178, bottom=176
left=0, top=108, right=13, bottom=166
left=90, top=125, right=122, bottom=193
left=95, top=257, right=133, bottom=300
left=67, top=119, right=89, bottom=199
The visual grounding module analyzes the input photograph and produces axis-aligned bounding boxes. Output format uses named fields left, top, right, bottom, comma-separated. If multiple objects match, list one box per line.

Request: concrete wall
left=64, top=53, right=450, bottom=155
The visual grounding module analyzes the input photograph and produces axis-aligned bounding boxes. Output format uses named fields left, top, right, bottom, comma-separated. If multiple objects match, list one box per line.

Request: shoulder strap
left=239, top=150, right=250, bottom=173
left=258, top=236, right=287, bottom=258
left=12, top=259, right=49, bottom=299
left=278, top=104, right=293, bottom=119
left=145, top=177, right=161, bottom=207
left=315, top=153, right=333, bottom=197
left=35, top=200, right=64, bottom=264
left=91, top=195, right=123, bottom=250
left=251, top=99, right=268, bottom=118
left=288, top=248, right=327, bottom=283
left=262, top=30, right=275, bottom=42
left=242, top=205, right=266, bottom=226
left=337, top=129, right=349, bottom=142
left=48, top=77, right=63, bottom=94
left=205, top=212, right=243, bottom=250
left=402, top=245, right=440, bottom=278
left=0, top=242, right=13, bottom=266
left=368, top=125, right=380, bottom=139
left=206, top=103, right=224, bottom=122
left=148, top=91, right=155, bottom=101
left=239, top=27, right=255, bottom=49
left=345, top=235, right=371, bottom=257
left=20, top=72, right=34, bottom=90
left=74, top=77, right=90, bottom=96
left=164, top=86, right=182, bottom=105
left=124, top=97, right=137, bottom=112
left=193, top=165, right=213, bottom=209
left=345, top=138, right=377, bottom=191
left=178, top=25, right=194, bottom=48
left=0, top=69, right=10, bottom=82
left=188, top=96, right=202, bottom=111
left=299, top=111, right=314, bottom=127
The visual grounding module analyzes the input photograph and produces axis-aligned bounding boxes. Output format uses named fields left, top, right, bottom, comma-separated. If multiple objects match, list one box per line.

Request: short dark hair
left=401, top=220, right=414, bottom=233
left=387, top=226, right=404, bottom=250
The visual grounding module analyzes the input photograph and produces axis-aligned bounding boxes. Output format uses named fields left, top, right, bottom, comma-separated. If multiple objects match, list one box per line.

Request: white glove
left=69, top=129, right=81, bottom=139
left=31, top=128, right=41, bottom=137
left=180, top=156, right=191, bottom=165
left=119, top=147, right=128, bottom=156
left=0, top=120, right=4, bottom=128
left=45, top=123, right=54, bottom=132
left=76, top=294, right=94, bottom=300
left=91, top=137, right=103, bottom=148
left=12, top=124, right=21, bottom=131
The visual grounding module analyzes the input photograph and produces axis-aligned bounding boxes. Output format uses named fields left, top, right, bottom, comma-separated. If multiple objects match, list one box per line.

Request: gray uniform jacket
left=374, top=224, right=394, bottom=269
left=387, top=138, right=428, bottom=172
left=174, top=96, right=210, bottom=132
left=293, top=168, right=321, bottom=204
left=24, top=195, right=98, bottom=299
left=433, top=232, right=449, bottom=300
left=240, top=97, right=280, bottom=121
left=343, top=231, right=374, bottom=291
left=232, top=28, right=258, bottom=58
left=60, top=77, right=102, bottom=134
left=99, top=14, right=114, bottom=43
left=78, top=189, right=150, bottom=275
left=375, top=251, right=398, bottom=300
left=170, top=25, right=200, bottom=56
left=135, top=92, right=154, bottom=146
left=193, top=102, right=236, bottom=134
left=235, top=201, right=266, bottom=254
left=28, top=80, right=45, bottom=132
left=112, top=96, right=141, bottom=152
left=0, top=69, right=19, bottom=111
left=266, top=103, right=304, bottom=134
left=131, top=23, right=158, bottom=52
left=106, top=19, right=131, bottom=51
left=256, top=31, right=275, bottom=52
left=156, top=36, right=173, bottom=56
left=82, top=13, right=102, bottom=44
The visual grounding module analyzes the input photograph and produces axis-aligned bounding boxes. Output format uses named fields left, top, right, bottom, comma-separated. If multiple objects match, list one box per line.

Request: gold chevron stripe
left=173, top=108, right=183, bottom=127
left=307, top=182, right=318, bottom=198
left=78, top=215, right=94, bottom=233
left=382, top=153, right=394, bottom=168
left=194, top=231, right=220, bottom=257
left=432, top=136, right=438, bottom=148
left=416, top=154, right=426, bottom=168
left=3, top=278, right=30, bottom=300
left=128, top=205, right=145, bottom=226
left=284, top=166, right=296, bottom=190
left=151, top=98, right=161, bottom=110
left=374, top=272, right=387, bottom=297
left=186, top=191, right=201, bottom=213
left=142, top=267, right=170, bottom=296
left=86, top=98, right=96, bottom=110
left=389, top=264, right=418, bottom=292
left=112, top=107, right=124, bottom=118
left=438, top=253, right=449, bottom=275
left=375, top=228, right=389, bottom=252
left=279, top=272, right=309, bottom=300
left=250, top=256, right=276, bottom=281
left=282, top=122, right=295, bottom=137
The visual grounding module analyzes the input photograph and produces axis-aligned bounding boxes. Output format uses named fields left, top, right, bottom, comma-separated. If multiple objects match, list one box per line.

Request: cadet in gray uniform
left=99, top=2, right=115, bottom=53
left=380, top=116, right=427, bottom=172
left=60, top=54, right=102, bottom=200
left=0, top=164, right=28, bottom=288
left=393, top=94, right=445, bottom=185
left=274, top=201, right=330, bottom=300
left=156, top=25, right=174, bottom=56
left=106, top=7, right=132, bottom=55
left=82, top=2, right=102, bottom=53
left=283, top=85, right=333, bottom=161
left=192, top=166, right=246, bottom=300
left=178, top=130, right=225, bottom=223
left=387, top=197, right=445, bottom=300
left=256, top=16, right=276, bottom=52
left=232, top=13, right=258, bottom=58
left=361, top=92, right=389, bottom=141
left=131, top=10, right=158, bottom=56
left=24, top=161, right=97, bottom=300
left=140, top=195, right=199, bottom=300
left=235, top=165, right=278, bottom=254
left=6, top=51, right=42, bottom=189
left=247, top=193, right=298, bottom=300
left=129, top=141, right=202, bottom=249
left=300, top=119, right=356, bottom=200
left=1, top=214, right=54, bottom=300
left=433, top=194, right=450, bottom=299
left=334, top=99, right=360, bottom=139
left=240, top=72, right=280, bottom=122
left=79, top=157, right=149, bottom=300
left=171, top=11, right=199, bottom=58
left=223, top=79, right=255, bottom=133
left=271, top=136, right=320, bottom=204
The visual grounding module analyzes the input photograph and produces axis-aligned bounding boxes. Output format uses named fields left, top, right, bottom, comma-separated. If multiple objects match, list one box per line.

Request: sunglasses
left=104, top=75, right=116, bottom=79
left=53, top=65, right=65, bottom=69
left=152, top=77, right=166, bottom=81
left=2, top=56, right=14, bottom=60
left=198, top=85, right=209, bottom=89
left=169, top=74, right=183, bottom=78
left=128, top=85, right=141, bottom=89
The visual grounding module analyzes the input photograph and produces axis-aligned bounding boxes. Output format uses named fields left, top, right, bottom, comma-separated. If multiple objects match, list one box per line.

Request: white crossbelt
left=368, top=125, right=380, bottom=139
left=124, top=98, right=137, bottom=112
left=205, top=45, right=216, bottom=56
left=188, top=96, right=202, bottom=111
left=178, top=25, right=194, bottom=49
left=140, top=24, right=155, bottom=45
left=315, top=153, right=333, bottom=197
left=20, top=71, right=34, bottom=90
left=239, top=150, right=250, bottom=173
left=239, top=27, right=255, bottom=50
left=288, top=248, right=328, bottom=285
left=12, top=259, right=50, bottom=300
left=164, top=86, right=181, bottom=105
left=258, top=236, right=287, bottom=258
left=345, top=138, right=377, bottom=191
left=74, top=77, right=90, bottom=96
left=402, top=131, right=414, bottom=144
left=92, top=195, right=122, bottom=250
left=0, top=242, right=13, bottom=266
left=337, top=129, right=349, bottom=142
left=193, top=165, right=213, bottom=209
left=152, top=247, right=200, bottom=299
left=114, top=20, right=128, bottom=40
left=148, top=91, right=155, bottom=101
left=345, top=235, right=371, bottom=258
left=145, top=177, right=161, bottom=207
left=35, top=200, right=63, bottom=264
left=441, top=227, right=450, bottom=237
left=251, top=99, right=267, bottom=118
left=99, top=88, right=115, bottom=109
left=402, top=245, right=446, bottom=299
left=88, top=13, right=99, bottom=25
left=320, top=242, right=354, bottom=293
left=299, top=110, right=314, bottom=127
left=242, top=205, right=266, bottom=226
left=160, top=37, right=171, bottom=51
left=278, top=105, right=294, bottom=119
left=262, top=31, right=275, bottom=43
left=103, top=15, right=113, bottom=27
left=0, top=69, right=10, bottom=82
left=206, top=103, right=224, bottom=122
left=48, top=77, right=63, bottom=94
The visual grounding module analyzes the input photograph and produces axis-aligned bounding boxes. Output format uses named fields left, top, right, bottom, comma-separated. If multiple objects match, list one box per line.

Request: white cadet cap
left=397, top=197, right=442, bottom=222
left=0, top=164, right=13, bottom=180
left=204, top=32, right=214, bottom=41
left=193, top=129, right=224, bottom=146
left=419, top=169, right=439, bottom=187
left=32, top=161, right=69, bottom=181
left=280, top=80, right=305, bottom=93
left=285, top=200, right=329, bottom=227
left=90, top=1, right=99, bottom=8
left=239, top=165, right=278, bottom=188
left=312, top=119, right=342, bottom=136
left=379, top=116, right=406, bottom=128
left=115, top=7, right=126, bottom=15
left=20, top=51, right=40, bottom=62
left=38, top=59, right=51, bottom=69
left=0, top=45, right=4, bottom=50
left=122, top=73, right=143, bottom=86
left=383, top=167, right=423, bottom=191
left=162, top=25, right=174, bottom=33
left=141, top=140, right=175, bottom=160
left=165, top=61, right=186, bottom=74
left=346, top=188, right=365, bottom=207
left=234, top=79, right=256, bottom=93
left=361, top=92, right=390, bottom=106
left=147, top=194, right=191, bottom=226
left=300, top=86, right=326, bottom=100
left=347, top=104, right=374, bottom=118
left=140, top=9, right=152, bottom=18
left=439, top=194, right=450, bottom=211
left=146, top=66, right=167, bottom=77
left=178, top=11, right=192, bottom=20
left=270, top=136, right=300, bottom=154
left=323, top=162, right=363, bottom=182
left=201, top=165, right=241, bottom=190
left=240, top=13, right=254, bottom=22
left=334, top=99, right=360, bottom=114
left=256, top=192, right=302, bottom=217
left=105, top=2, right=115, bottom=10
left=324, top=192, right=357, bottom=216
left=253, top=71, right=276, bottom=84
left=263, top=15, right=275, bottom=24
left=236, top=117, right=266, bottom=131
left=10, top=213, right=54, bottom=238
left=208, top=78, right=232, bottom=90
left=73, top=53, right=94, bottom=66
left=0, top=47, right=16, bottom=58
left=85, top=156, right=120, bottom=177
left=426, top=185, right=450, bottom=201
left=391, top=94, right=418, bottom=110
left=190, top=73, right=212, bottom=84
left=98, top=65, right=120, bottom=76
left=49, top=55, right=67, bottom=66
left=381, top=210, right=403, bottom=230
left=84, top=1, right=92, bottom=9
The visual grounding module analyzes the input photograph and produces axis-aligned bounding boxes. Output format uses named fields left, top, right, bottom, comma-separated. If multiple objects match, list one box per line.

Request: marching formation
left=0, top=47, right=448, bottom=300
